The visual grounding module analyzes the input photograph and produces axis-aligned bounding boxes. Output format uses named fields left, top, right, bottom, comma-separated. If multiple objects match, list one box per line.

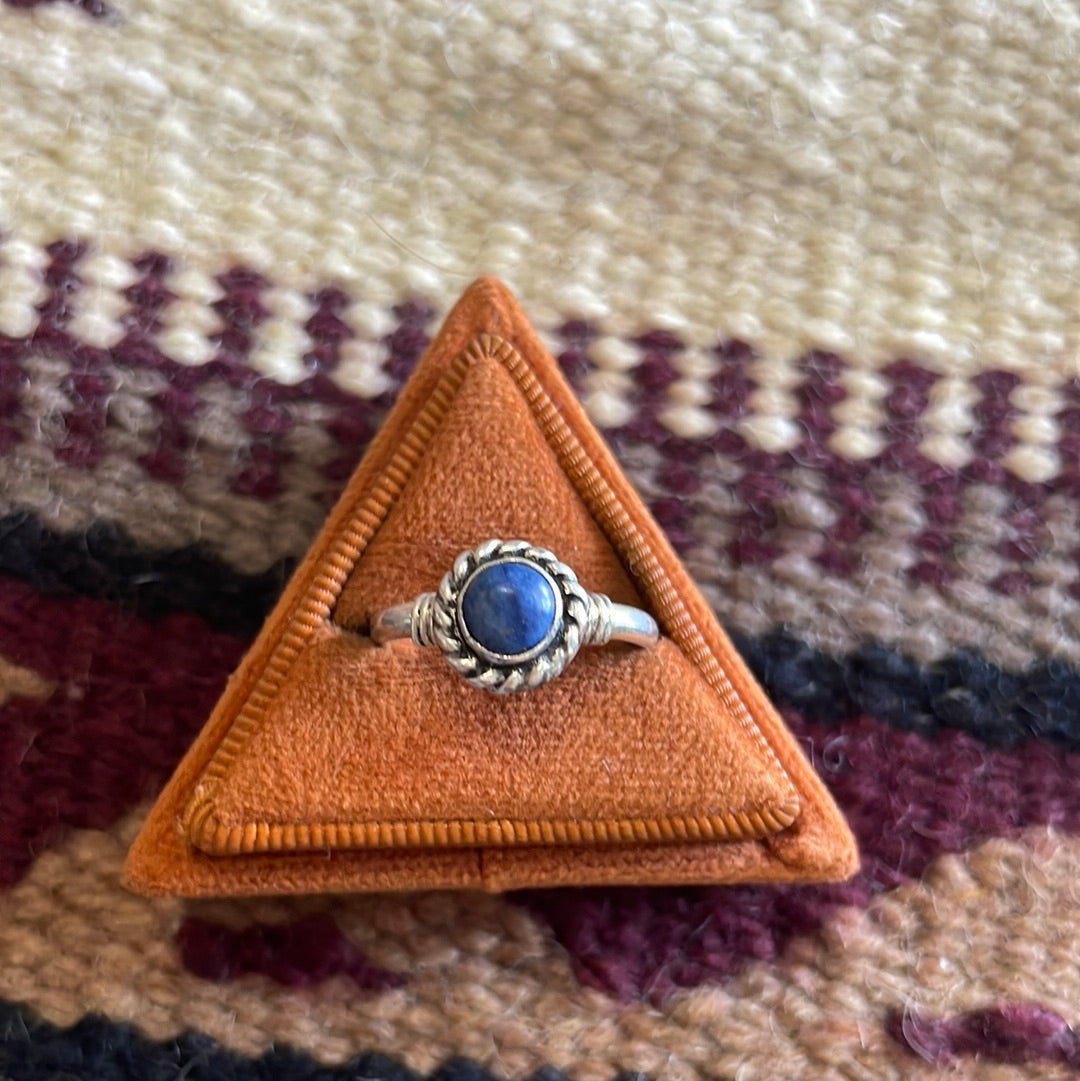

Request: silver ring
left=370, top=538, right=659, bottom=694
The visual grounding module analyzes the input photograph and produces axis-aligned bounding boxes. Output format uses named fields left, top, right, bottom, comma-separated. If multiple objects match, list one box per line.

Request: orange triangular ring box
left=124, top=278, right=858, bottom=896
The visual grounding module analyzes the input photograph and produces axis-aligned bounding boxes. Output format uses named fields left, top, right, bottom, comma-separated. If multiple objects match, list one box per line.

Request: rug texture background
left=1, top=0, right=1079, bottom=1078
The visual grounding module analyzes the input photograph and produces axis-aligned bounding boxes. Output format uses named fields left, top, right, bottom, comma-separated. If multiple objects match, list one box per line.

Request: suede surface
left=333, top=352, right=644, bottom=625
left=123, top=278, right=858, bottom=895
left=203, top=633, right=796, bottom=839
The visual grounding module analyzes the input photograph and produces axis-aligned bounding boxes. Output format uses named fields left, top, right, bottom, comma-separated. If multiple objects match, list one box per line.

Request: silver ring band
left=372, top=598, right=659, bottom=650
left=370, top=539, right=659, bottom=694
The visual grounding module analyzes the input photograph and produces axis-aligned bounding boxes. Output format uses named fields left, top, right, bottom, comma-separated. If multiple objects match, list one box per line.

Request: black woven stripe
left=0, top=512, right=293, bottom=637
left=3, top=511, right=1079, bottom=749
left=0, top=1000, right=652, bottom=1081
left=732, top=629, right=1080, bottom=749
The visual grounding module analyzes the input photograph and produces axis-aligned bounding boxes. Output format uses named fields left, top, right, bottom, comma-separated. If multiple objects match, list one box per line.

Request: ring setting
left=371, top=539, right=659, bottom=694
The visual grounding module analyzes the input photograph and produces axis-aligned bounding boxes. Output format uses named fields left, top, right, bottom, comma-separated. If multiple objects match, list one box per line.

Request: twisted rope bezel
left=413, top=539, right=594, bottom=694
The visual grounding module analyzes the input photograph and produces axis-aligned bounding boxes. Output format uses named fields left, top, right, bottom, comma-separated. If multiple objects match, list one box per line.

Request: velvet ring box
left=123, top=278, right=858, bottom=896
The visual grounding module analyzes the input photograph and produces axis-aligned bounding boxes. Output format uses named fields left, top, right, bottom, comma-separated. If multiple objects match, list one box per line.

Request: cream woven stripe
left=2, top=2, right=1079, bottom=401
left=1, top=815, right=1075, bottom=1081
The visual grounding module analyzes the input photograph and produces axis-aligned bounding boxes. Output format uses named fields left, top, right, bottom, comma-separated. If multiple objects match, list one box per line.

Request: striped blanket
left=1, top=0, right=1078, bottom=1078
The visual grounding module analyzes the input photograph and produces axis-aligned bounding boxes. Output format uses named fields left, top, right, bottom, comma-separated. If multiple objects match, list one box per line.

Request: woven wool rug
left=2, top=0, right=1079, bottom=1078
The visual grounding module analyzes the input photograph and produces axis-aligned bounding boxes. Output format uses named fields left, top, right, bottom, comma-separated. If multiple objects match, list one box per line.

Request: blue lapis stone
left=460, top=561, right=558, bottom=657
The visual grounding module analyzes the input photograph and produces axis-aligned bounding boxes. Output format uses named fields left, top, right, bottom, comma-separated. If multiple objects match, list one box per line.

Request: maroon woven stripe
left=1, top=245, right=431, bottom=497
left=887, top=1004, right=1080, bottom=1068
left=0, top=573, right=1077, bottom=1002
left=0, top=575, right=245, bottom=890
left=5, top=244, right=1077, bottom=599
left=3, top=0, right=110, bottom=14
left=175, top=914, right=404, bottom=992
left=521, top=710, right=1080, bottom=1002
